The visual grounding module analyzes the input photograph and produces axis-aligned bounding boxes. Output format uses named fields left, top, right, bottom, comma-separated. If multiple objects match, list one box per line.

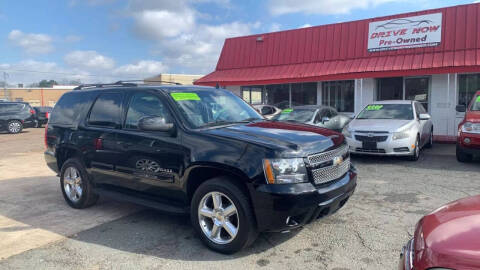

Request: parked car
left=343, top=100, right=433, bottom=161
left=0, top=102, right=36, bottom=133
left=33, top=106, right=53, bottom=128
left=272, top=105, right=351, bottom=132
left=455, top=91, right=480, bottom=162
left=273, top=101, right=301, bottom=110
left=399, top=195, right=480, bottom=270
left=253, top=104, right=281, bottom=119
left=44, top=83, right=356, bottom=254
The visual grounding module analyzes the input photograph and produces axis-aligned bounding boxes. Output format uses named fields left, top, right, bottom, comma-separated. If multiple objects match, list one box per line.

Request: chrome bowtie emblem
left=333, top=156, right=344, bottom=166
left=367, top=133, right=374, bottom=137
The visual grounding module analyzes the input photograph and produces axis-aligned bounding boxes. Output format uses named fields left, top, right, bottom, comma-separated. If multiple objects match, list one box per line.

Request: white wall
left=354, top=78, right=375, bottom=115
left=225, top=85, right=241, bottom=97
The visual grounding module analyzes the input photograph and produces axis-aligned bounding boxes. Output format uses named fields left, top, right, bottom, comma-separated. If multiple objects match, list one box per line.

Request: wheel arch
left=56, top=146, right=84, bottom=170
left=184, top=163, right=252, bottom=204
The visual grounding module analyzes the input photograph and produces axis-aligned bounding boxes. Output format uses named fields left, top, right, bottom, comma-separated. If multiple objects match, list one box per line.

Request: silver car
left=343, top=100, right=433, bottom=161
left=272, top=105, right=351, bottom=132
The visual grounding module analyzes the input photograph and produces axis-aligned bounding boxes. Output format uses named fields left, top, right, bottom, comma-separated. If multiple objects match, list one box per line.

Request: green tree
left=38, top=80, right=58, bottom=87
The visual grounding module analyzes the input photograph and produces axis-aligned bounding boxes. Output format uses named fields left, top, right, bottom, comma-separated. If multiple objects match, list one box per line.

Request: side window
left=88, top=93, right=123, bottom=128
left=329, top=109, right=338, bottom=117
left=414, top=102, right=424, bottom=118
left=261, top=106, right=273, bottom=115
left=125, top=92, right=171, bottom=130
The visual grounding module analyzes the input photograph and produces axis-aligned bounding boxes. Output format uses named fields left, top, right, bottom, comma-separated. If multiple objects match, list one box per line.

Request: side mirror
left=138, top=116, right=174, bottom=132
left=455, top=105, right=466, bottom=113
left=322, top=117, right=330, bottom=123
left=419, top=113, right=431, bottom=120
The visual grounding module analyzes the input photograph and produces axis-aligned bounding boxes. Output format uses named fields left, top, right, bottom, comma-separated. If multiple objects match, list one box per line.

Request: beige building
left=145, top=73, right=204, bottom=85
left=2, top=85, right=76, bottom=107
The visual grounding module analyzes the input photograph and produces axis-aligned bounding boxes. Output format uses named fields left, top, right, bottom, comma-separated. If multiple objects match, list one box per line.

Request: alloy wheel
left=198, top=191, right=239, bottom=244
left=63, top=167, right=83, bottom=202
left=8, top=121, right=21, bottom=133
left=136, top=159, right=160, bottom=173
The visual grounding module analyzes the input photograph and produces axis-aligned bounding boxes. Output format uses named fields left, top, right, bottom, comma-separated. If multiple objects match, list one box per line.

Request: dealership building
left=195, top=3, right=480, bottom=141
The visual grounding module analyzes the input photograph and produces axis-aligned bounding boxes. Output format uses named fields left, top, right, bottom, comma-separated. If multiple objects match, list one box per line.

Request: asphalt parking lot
left=0, top=128, right=479, bottom=270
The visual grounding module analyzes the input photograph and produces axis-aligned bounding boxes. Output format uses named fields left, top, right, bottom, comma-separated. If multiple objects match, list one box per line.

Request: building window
left=376, top=77, right=430, bottom=111
left=292, top=82, right=317, bottom=107
left=265, top=84, right=290, bottom=109
left=458, top=74, right=480, bottom=107
left=377, top=77, right=403, bottom=100
left=241, top=86, right=263, bottom=104
left=405, top=77, right=430, bottom=111
left=322, top=80, right=354, bottom=112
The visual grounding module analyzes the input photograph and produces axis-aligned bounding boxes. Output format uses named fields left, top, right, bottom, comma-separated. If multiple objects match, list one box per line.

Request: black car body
left=33, top=106, right=53, bottom=127
left=0, top=102, right=36, bottom=133
left=44, top=85, right=356, bottom=253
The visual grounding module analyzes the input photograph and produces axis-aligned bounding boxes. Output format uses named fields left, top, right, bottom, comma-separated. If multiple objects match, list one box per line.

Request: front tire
left=60, top=158, right=98, bottom=209
left=7, top=120, right=23, bottom=134
left=456, top=145, right=473, bottom=163
left=425, top=128, right=433, bottom=148
left=191, top=177, right=257, bottom=254
left=408, top=136, right=420, bottom=161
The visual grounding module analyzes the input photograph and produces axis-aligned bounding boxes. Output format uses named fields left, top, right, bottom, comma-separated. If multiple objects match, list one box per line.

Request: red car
left=399, top=195, right=480, bottom=270
left=456, top=91, right=480, bottom=162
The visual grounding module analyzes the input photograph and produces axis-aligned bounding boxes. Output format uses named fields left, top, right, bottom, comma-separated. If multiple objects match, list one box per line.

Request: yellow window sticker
left=170, top=93, right=201, bottom=101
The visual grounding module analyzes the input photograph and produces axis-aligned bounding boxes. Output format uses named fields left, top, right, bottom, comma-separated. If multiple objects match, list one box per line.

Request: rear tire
left=456, top=145, right=473, bottom=163
left=60, top=158, right=98, bottom=209
left=7, top=120, right=23, bottom=134
left=425, top=128, right=433, bottom=148
left=191, top=177, right=258, bottom=254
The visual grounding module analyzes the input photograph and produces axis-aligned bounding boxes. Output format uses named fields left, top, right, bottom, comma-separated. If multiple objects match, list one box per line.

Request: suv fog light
left=464, top=138, right=471, bottom=144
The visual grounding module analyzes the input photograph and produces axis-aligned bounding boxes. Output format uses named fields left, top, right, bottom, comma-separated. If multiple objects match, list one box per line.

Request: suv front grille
left=307, top=144, right=349, bottom=165
left=311, top=158, right=350, bottom=185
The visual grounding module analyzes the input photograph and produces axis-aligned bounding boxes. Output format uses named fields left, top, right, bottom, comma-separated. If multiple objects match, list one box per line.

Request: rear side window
left=0, top=103, right=25, bottom=112
left=49, top=92, right=94, bottom=126
left=88, top=93, right=123, bottom=128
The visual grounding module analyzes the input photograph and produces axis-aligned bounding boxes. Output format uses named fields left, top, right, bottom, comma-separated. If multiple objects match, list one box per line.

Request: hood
left=465, top=111, right=480, bottom=123
left=348, top=119, right=412, bottom=132
left=202, top=121, right=344, bottom=157
left=417, top=195, right=480, bottom=269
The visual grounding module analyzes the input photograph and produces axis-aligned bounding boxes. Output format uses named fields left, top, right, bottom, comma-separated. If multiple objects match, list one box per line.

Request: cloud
left=113, top=60, right=168, bottom=77
left=269, top=23, right=282, bottom=32
left=8, top=30, right=54, bottom=54
left=269, top=0, right=402, bottom=15
left=299, top=24, right=312, bottom=28
left=127, top=0, right=258, bottom=73
left=64, top=50, right=115, bottom=70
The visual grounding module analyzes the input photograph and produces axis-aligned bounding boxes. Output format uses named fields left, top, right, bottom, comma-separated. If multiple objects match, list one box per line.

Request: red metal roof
left=195, top=3, right=480, bottom=86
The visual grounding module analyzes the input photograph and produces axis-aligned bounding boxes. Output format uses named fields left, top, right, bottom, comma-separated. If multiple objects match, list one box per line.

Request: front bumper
left=346, top=135, right=416, bottom=156
left=249, top=169, right=357, bottom=232
left=458, top=132, right=480, bottom=155
left=399, top=238, right=414, bottom=270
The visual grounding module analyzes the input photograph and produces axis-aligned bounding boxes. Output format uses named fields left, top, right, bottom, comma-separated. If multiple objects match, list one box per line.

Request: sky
left=0, top=0, right=477, bottom=85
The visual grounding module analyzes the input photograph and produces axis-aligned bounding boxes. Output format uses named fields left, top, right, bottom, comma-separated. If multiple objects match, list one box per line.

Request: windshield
left=273, top=108, right=316, bottom=122
left=169, top=90, right=262, bottom=128
left=470, top=95, right=480, bottom=111
left=356, top=104, right=414, bottom=120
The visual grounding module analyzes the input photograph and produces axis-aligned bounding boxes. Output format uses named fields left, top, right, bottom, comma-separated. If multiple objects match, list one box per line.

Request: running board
left=95, top=187, right=188, bottom=215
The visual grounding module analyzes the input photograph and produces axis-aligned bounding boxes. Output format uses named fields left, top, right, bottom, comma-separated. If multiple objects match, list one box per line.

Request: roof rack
left=73, top=81, right=137, bottom=90
left=73, top=79, right=182, bottom=90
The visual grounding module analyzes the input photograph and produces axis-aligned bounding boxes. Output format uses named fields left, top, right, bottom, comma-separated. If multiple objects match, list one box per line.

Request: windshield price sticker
left=366, top=105, right=383, bottom=111
left=282, top=108, right=293, bottom=114
left=170, top=93, right=201, bottom=101
left=476, top=96, right=480, bottom=103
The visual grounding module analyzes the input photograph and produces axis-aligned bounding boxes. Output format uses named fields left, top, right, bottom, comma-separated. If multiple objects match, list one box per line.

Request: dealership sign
left=368, top=13, right=442, bottom=52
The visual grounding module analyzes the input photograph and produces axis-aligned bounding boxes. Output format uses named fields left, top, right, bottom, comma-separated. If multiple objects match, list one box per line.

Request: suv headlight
left=263, top=158, right=307, bottom=184
left=461, top=122, right=480, bottom=134
left=342, top=125, right=352, bottom=138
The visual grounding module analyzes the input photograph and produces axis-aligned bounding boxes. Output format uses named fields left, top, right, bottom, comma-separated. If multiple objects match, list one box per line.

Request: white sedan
left=342, top=100, right=433, bottom=161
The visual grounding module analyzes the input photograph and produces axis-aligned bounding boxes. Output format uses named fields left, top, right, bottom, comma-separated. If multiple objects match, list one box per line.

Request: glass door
left=405, top=77, right=430, bottom=111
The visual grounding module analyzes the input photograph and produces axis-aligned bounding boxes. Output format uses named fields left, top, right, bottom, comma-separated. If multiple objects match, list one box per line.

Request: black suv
left=44, top=84, right=356, bottom=253
left=0, top=102, right=36, bottom=133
